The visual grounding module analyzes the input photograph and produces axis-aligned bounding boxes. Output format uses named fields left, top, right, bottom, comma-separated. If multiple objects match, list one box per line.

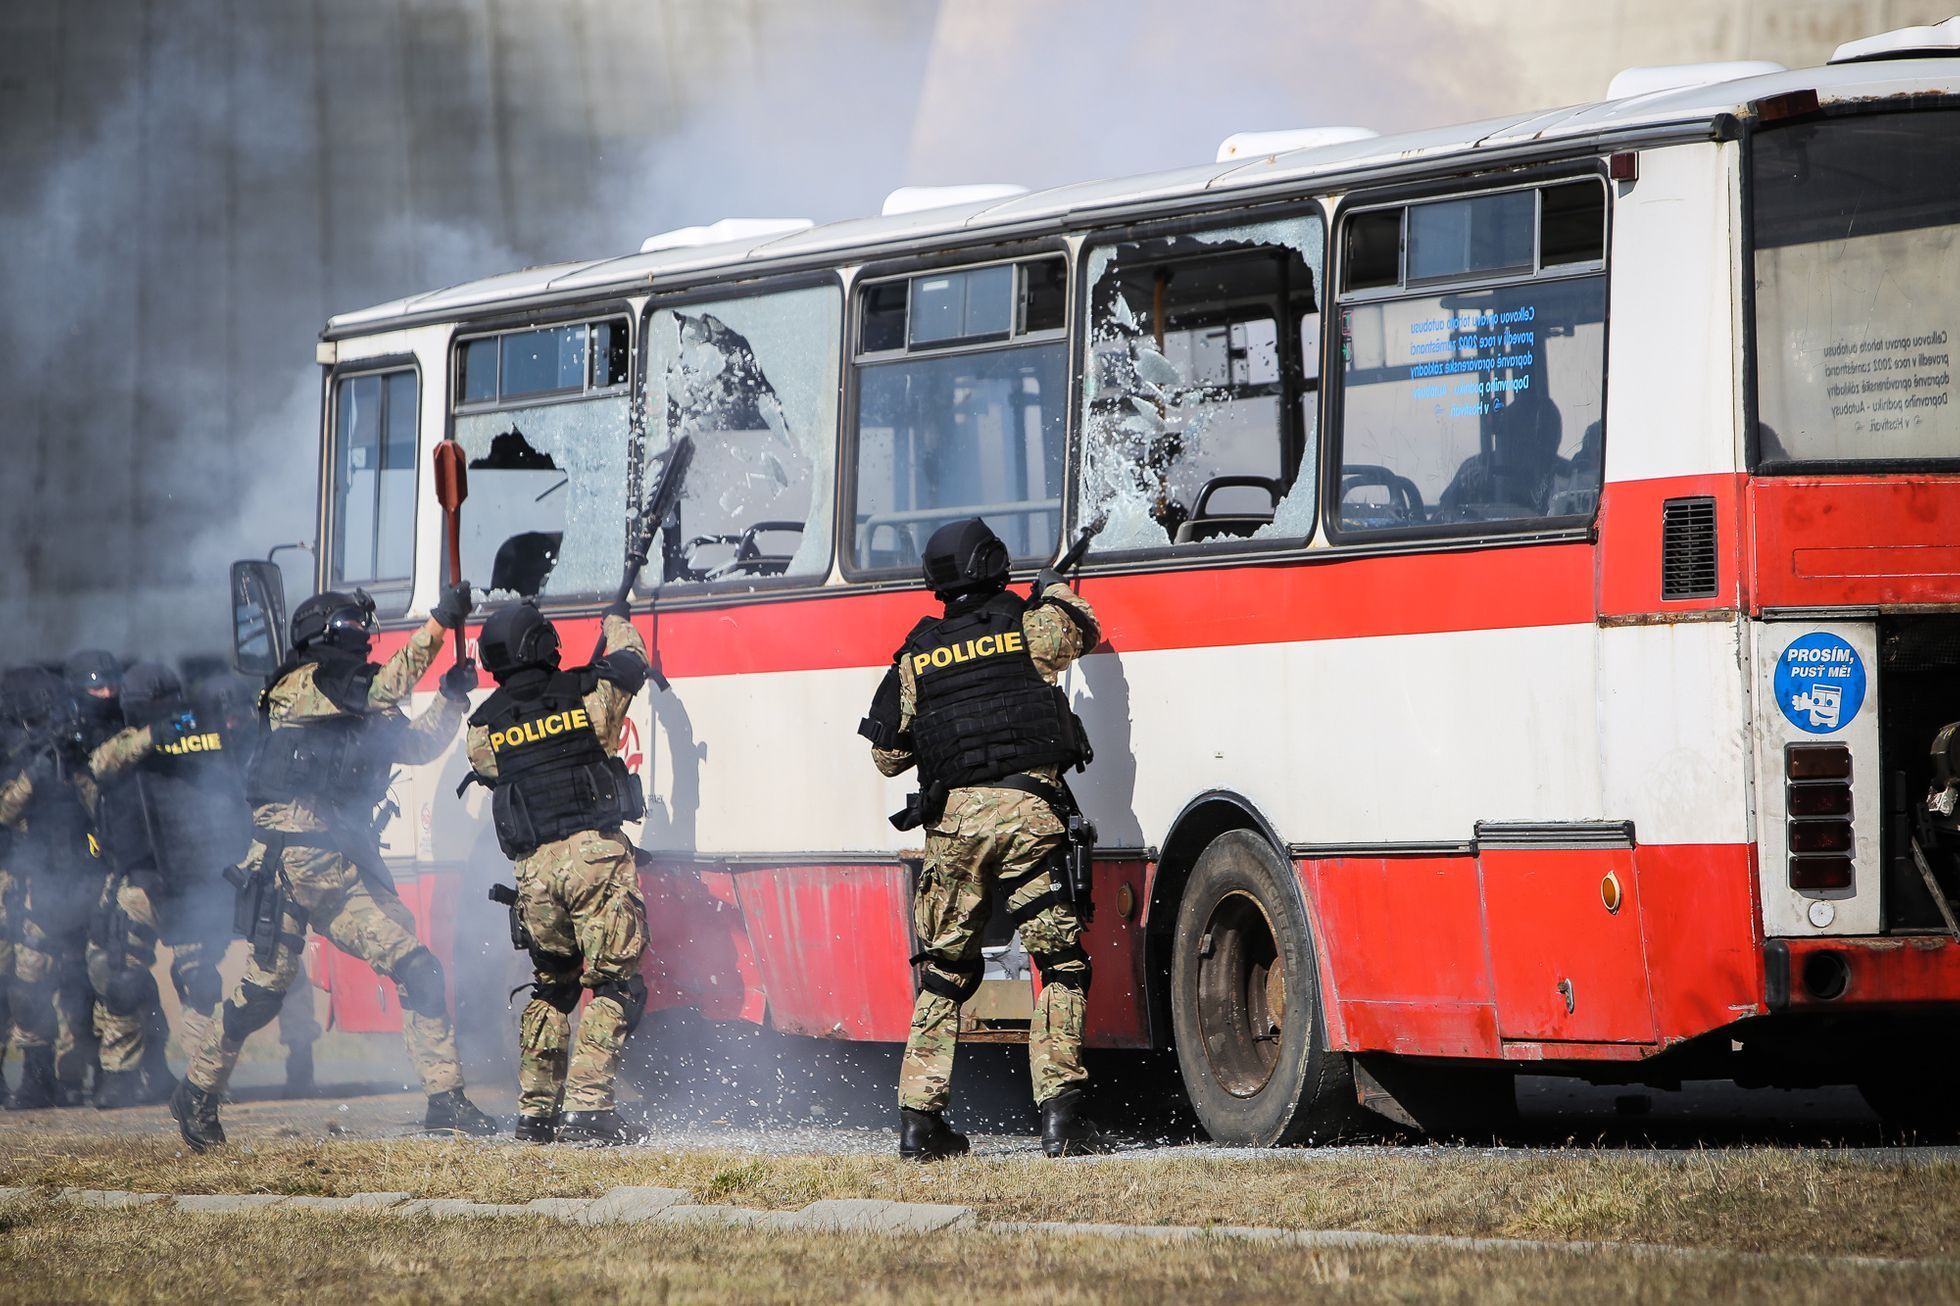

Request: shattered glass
left=452, top=394, right=633, bottom=600
left=643, top=284, right=840, bottom=585
left=1078, top=215, right=1324, bottom=554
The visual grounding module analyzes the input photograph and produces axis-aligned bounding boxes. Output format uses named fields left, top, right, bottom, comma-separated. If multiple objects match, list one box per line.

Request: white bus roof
left=327, top=57, right=1960, bottom=338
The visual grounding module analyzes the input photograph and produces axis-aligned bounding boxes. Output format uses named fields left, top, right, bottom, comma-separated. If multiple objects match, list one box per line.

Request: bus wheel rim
left=1196, top=888, right=1288, bottom=1099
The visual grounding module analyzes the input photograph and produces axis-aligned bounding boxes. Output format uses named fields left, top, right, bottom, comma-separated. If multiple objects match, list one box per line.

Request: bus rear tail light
left=1786, top=744, right=1853, bottom=892
left=1788, top=820, right=1852, bottom=854
left=1790, top=856, right=1853, bottom=890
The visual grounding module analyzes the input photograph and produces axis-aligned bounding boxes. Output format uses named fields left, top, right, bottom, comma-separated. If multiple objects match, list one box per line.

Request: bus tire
left=1169, top=829, right=1353, bottom=1145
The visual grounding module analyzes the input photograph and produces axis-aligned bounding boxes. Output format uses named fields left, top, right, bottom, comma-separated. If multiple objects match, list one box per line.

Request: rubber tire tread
left=1169, top=828, right=1354, bottom=1146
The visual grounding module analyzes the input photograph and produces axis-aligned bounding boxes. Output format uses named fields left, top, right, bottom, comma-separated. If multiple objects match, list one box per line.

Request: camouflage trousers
left=900, top=788, right=1090, bottom=1113
left=9, top=869, right=102, bottom=1087
left=186, top=837, right=462, bottom=1096
left=512, top=829, right=647, bottom=1118
left=85, top=871, right=235, bottom=1074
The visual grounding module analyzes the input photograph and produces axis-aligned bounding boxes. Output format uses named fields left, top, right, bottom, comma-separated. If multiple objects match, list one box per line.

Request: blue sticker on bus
left=1773, top=633, right=1866, bottom=734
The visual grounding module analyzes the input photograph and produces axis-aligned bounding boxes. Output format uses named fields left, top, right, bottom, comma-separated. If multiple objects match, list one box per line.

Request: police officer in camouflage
left=1, top=662, right=195, bottom=1108
left=461, top=598, right=650, bottom=1145
left=172, top=585, right=497, bottom=1150
left=186, top=670, right=320, bottom=1097
left=861, top=518, right=1109, bottom=1160
left=84, top=663, right=243, bottom=1108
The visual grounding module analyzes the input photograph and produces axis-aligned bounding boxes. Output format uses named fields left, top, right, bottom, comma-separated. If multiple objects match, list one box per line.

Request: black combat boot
left=1039, top=1088, right=1112, bottom=1157
left=283, top=1045, right=315, bottom=1100
left=93, top=1069, right=144, bottom=1110
left=6, top=1047, right=57, bottom=1111
left=898, top=1107, right=970, bottom=1161
left=424, top=1088, right=499, bottom=1137
left=557, top=1108, right=648, bottom=1145
left=513, top=1114, right=560, bottom=1144
left=169, top=1079, right=226, bottom=1152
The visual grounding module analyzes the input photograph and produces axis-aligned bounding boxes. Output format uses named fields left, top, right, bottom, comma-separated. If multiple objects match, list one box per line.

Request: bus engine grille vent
left=1660, top=496, right=1718, bottom=600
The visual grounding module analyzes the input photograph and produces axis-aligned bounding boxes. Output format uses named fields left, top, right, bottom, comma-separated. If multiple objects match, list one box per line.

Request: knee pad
left=589, top=973, right=647, bottom=1035
left=1032, top=943, right=1091, bottom=994
left=172, top=960, right=224, bottom=1014
left=390, top=947, right=449, bottom=1019
left=221, top=979, right=286, bottom=1041
left=911, top=949, right=984, bottom=1003
left=101, top=965, right=160, bottom=1017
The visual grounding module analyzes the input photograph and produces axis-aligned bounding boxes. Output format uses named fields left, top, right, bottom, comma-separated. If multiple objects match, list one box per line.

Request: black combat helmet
left=192, top=672, right=257, bottom=745
left=6, top=665, right=79, bottom=739
left=65, top=649, right=122, bottom=706
left=478, top=601, right=561, bottom=681
left=121, top=662, right=186, bottom=729
left=922, top=518, right=1010, bottom=601
left=290, top=589, right=377, bottom=655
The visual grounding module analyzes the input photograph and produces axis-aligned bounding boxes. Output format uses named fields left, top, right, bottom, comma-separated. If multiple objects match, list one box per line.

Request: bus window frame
left=1742, top=100, right=1960, bottom=476
left=635, top=269, right=849, bottom=599
left=452, top=313, right=634, bottom=414
left=1066, top=198, right=1329, bottom=565
left=1323, top=162, right=1614, bottom=551
left=322, top=352, right=422, bottom=619
left=839, top=240, right=1075, bottom=587
left=441, top=299, right=640, bottom=616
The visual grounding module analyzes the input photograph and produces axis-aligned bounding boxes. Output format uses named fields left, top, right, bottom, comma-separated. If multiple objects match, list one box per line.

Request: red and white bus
left=234, top=33, right=1960, bottom=1142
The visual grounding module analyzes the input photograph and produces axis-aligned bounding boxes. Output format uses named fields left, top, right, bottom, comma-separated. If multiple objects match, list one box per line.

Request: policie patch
left=912, top=630, right=1025, bottom=676
left=489, top=707, right=591, bottom=752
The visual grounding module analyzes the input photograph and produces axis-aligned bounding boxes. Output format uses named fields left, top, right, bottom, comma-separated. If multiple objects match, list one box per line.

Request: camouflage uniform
left=873, top=582, right=1096, bottom=1112
left=1, top=724, right=159, bottom=1094
left=464, top=614, right=648, bottom=1119
left=183, top=618, right=469, bottom=1098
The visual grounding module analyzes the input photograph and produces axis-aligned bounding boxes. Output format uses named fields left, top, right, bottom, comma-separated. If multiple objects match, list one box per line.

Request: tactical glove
left=1032, top=567, right=1066, bottom=600
left=432, top=582, right=475, bottom=629
left=594, top=648, right=650, bottom=695
left=601, top=598, right=633, bottom=621
left=440, top=660, right=479, bottom=703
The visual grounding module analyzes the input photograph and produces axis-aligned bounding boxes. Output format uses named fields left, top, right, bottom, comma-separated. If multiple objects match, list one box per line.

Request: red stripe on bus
left=648, top=541, right=1596, bottom=679
left=383, top=540, right=1598, bottom=683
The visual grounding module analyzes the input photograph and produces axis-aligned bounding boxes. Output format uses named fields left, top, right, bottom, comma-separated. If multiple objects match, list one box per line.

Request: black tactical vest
left=18, top=762, right=101, bottom=878
left=468, top=668, right=644, bottom=858
left=901, top=590, right=1078, bottom=790
left=243, top=652, right=400, bottom=819
left=94, top=763, right=154, bottom=874
left=100, top=726, right=251, bottom=883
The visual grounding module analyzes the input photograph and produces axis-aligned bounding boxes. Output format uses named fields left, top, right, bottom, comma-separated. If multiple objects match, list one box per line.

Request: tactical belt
left=986, top=773, right=1076, bottom=819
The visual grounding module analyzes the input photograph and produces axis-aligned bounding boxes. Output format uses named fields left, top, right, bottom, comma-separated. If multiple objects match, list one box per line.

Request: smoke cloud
left=0, top=0, right=1515, bottom=668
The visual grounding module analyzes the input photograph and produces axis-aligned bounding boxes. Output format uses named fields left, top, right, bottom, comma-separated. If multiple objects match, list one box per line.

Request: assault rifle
left=592, top=436, right=695, bottom=688
left=1048, top=512, right=1106, bottom=918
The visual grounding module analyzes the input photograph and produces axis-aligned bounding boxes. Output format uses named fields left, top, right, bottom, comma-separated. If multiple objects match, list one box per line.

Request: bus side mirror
left=230, top=559, right=289, bottom=678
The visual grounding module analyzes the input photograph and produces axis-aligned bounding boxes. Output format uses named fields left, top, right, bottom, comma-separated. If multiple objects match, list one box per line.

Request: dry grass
left=3, top=1132, right=1959, bottom=1261
left=0, top=1201, right=1954, bottom=1306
